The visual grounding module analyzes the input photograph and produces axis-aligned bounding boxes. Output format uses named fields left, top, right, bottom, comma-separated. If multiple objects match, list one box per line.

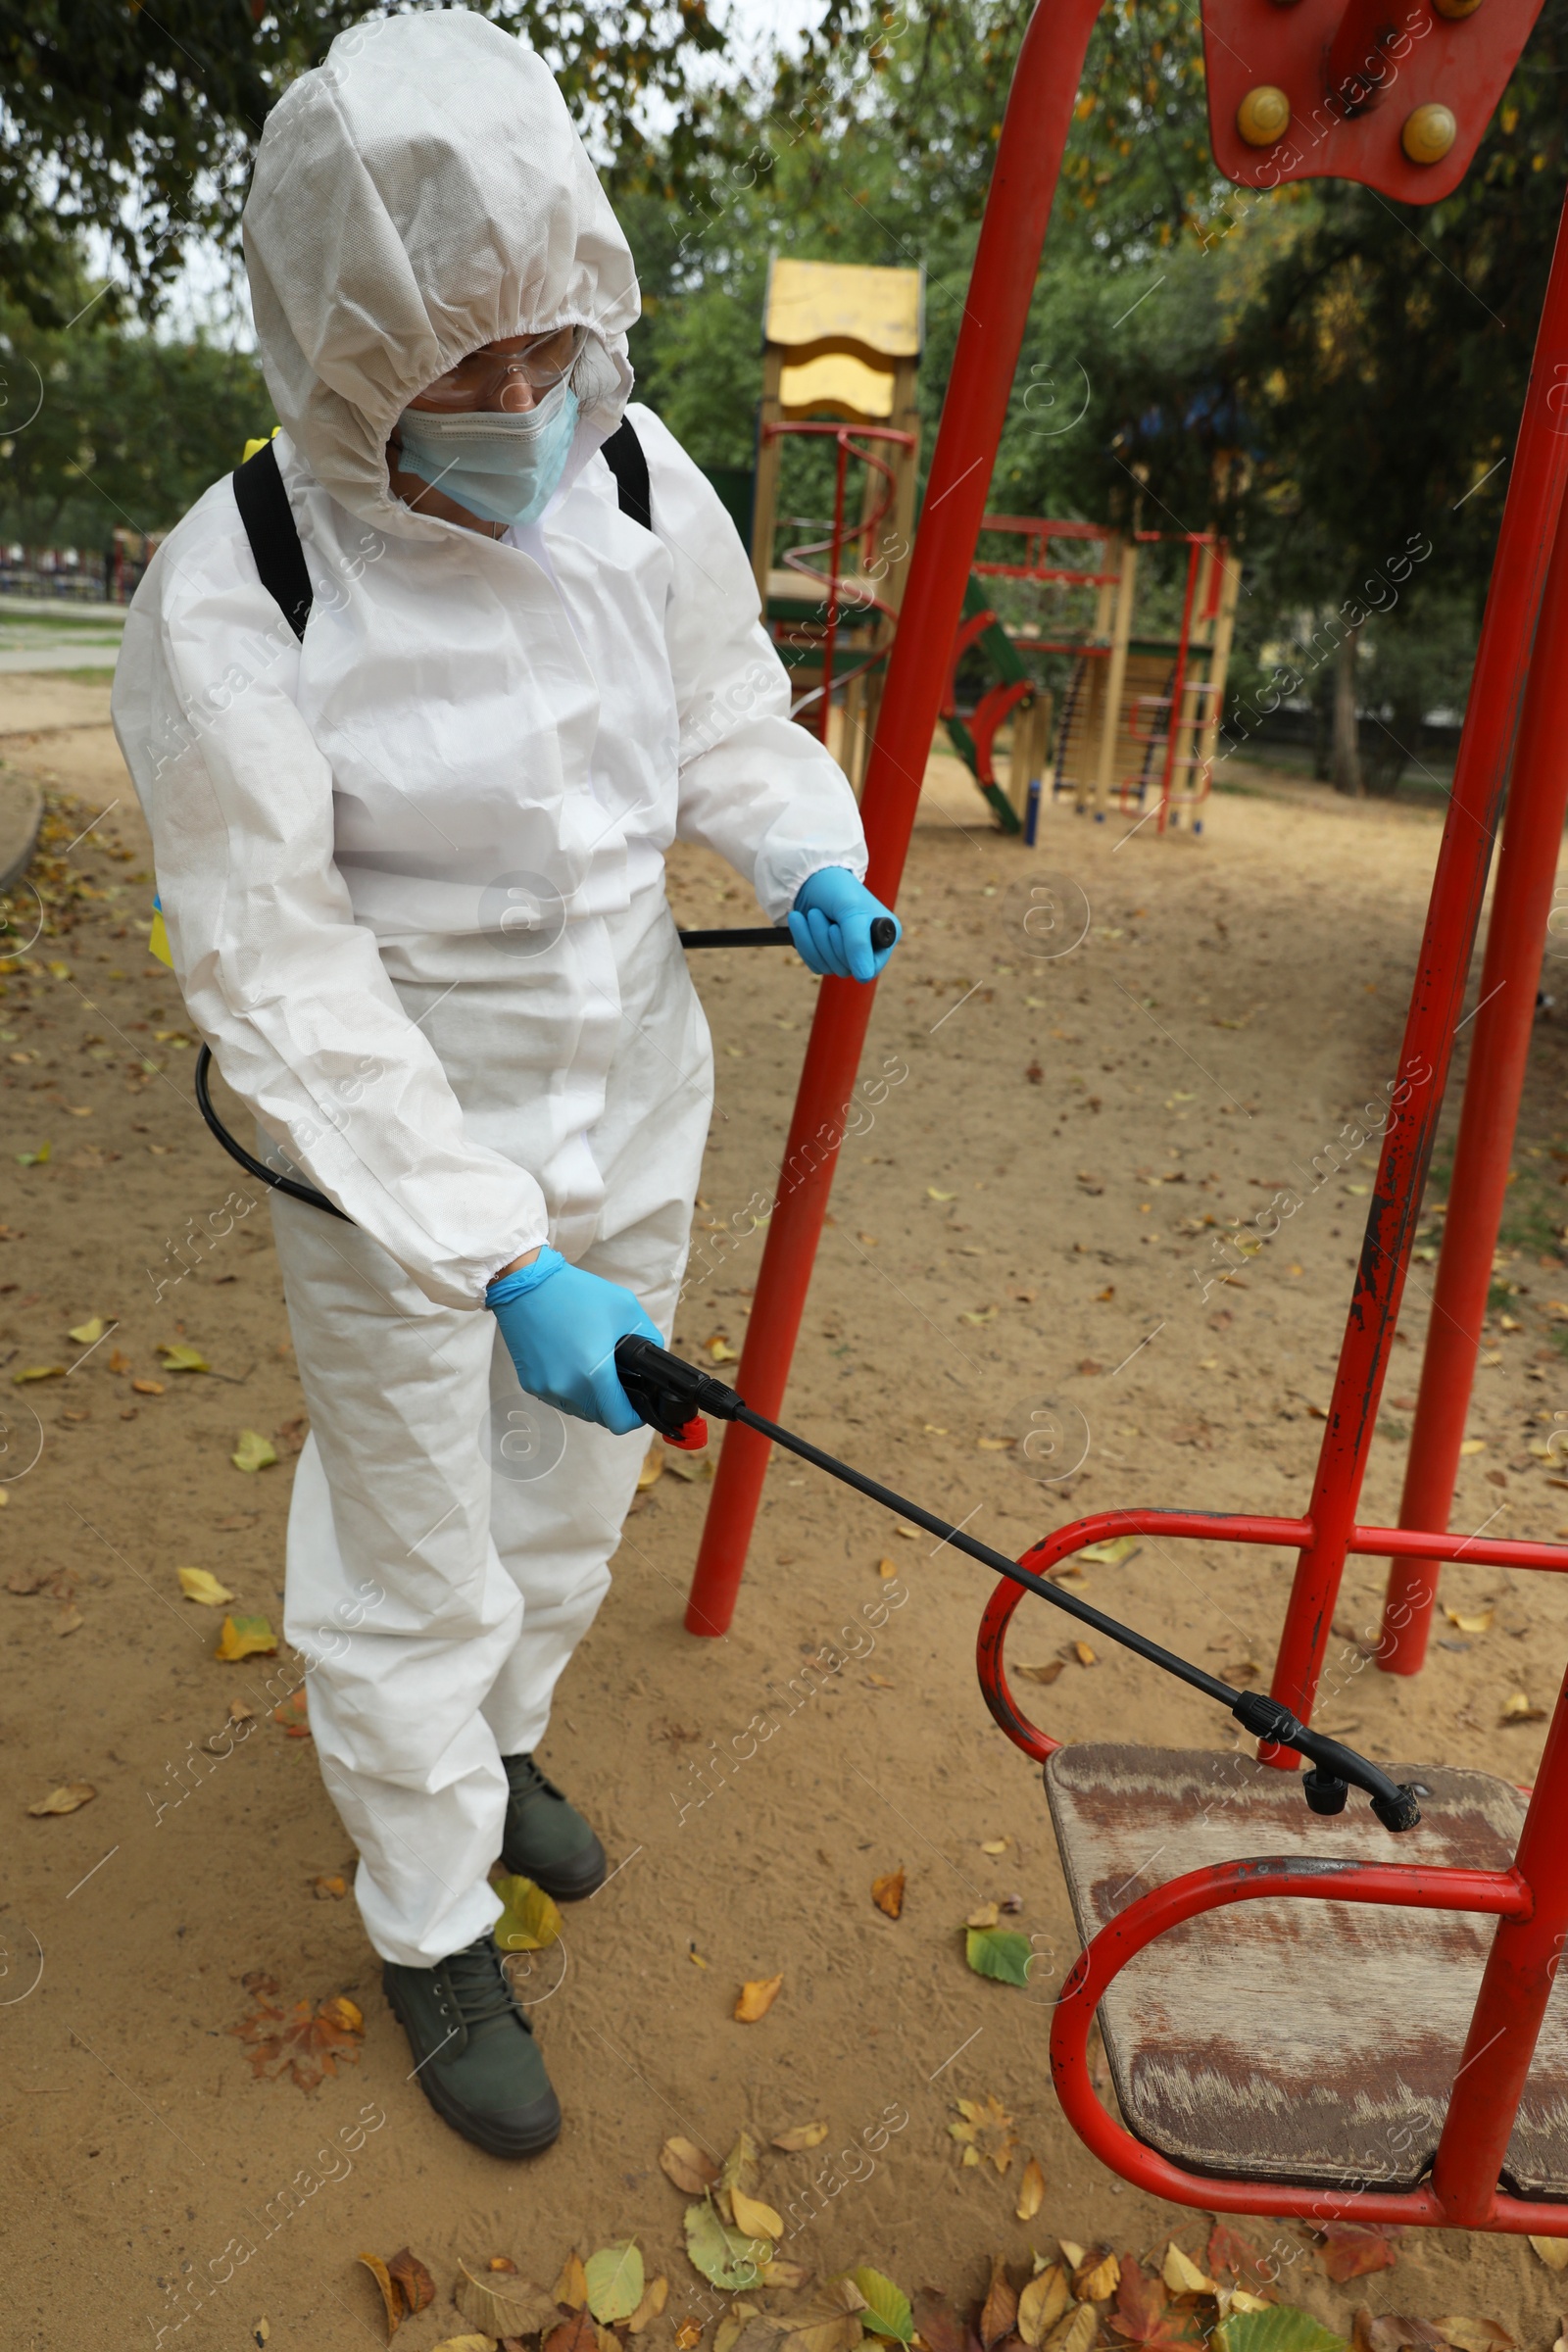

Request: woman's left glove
left=488, top=1250, right=663, bottom=1435
left=788, top=866, right=901, bottom=982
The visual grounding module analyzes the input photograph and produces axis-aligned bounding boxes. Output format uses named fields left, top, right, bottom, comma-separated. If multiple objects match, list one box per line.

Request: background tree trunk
left=1332, top=624, right=1364, bottom=796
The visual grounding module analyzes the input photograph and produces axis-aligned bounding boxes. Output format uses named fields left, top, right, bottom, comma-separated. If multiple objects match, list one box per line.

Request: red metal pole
left=684, top=0, right=1108, bottom=1636
left=1382, top=477, right=1568, bottom=1676
left=1264, top=196, right=1568, bottom=1744
left=1430, top=1667, right=1568, bottom=2225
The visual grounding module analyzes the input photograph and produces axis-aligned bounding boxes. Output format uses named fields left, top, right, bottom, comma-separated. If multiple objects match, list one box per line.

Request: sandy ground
left=5, top=676, right=1568, bottom=2351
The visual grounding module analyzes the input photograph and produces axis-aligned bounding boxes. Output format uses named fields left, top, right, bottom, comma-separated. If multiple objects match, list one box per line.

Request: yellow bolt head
left=1432, top=0, right=1483, bottom=16
left=1237, top=85, right=1291, bottom=147
left=1401, top=102, right=1458, bottom=164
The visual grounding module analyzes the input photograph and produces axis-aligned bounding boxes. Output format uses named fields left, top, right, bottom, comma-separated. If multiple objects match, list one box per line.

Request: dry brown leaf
left=1444, top=1606, right=1494, bottom=1635
left=229, top=1984, right=363, bottom=2091
left=661, top=2134, right=719, bottom=2193
left=762, top=2259, right=811, bottom=2289
left=1044, top=2309, right=1098, bottom=2352
left=358, top=2253, right=403, bottom=2341
left=625, top=2277, right=669, bottom=2333
left=55, top=1604, right=83, bottom=1635
left=1015, top=1660, right=1065, bottom=1686
left=1057, top=2243, right=1086, bottom=2273
left=431, top=2337, right=494, bottom=2352
left=1435, top=2326, right=1518, bottom=2352
left=637, top=1448, right=664, bottom=1493
left=674, top=2325, right=703, bottom=2350
left=1530, top=2236, right=1568, bottom=2272
left=544, top=2314, right=600, bottom=2352
left=382, top=2249, right=434, bottom=2319
left=981, top=2256, right=1018, bottom=2348
left=730, top=2187, right=784, bottom=2242
left=1160, top=2245, right=1216, bottom=2297
left=554, top=2252, right=589, bottom=2310
left=871, top=1869, right=906, bottom=1920
left=489, top=2257, right=519, bottom=2274
left=980, top=1838, right=1008, bottom=1855
left=877, top=1557, right=899, bottom=1579
left=131, top=1378, right=165, bottom=1396
left=967, top=1901, right=1001, bottom=1930
left=456, top=2261, right=557, bottom=2340
left=27, top=1782, right=95, bottom=1816
left=949, top=2093, right=1017, bottom=2174
left=1501, top=1693, right=1548, bottom=1724
left=1320, top=2222, right=1399, bottom=2282
left=1070, top=1641, right=1096, bottom=1667
left=1015, top=2155, right=1046, bottom=2221
left=1017, top=2267, right=1069, bottom=2347
left=770, top=2121, right=829, bottom=2152
left=1074, top=2250, right=1120, bottom=2304
left=734, top=1973, right=783, bottom=2022
left=912, top=2294, right=965, bottom=2352
left=788, top=2277, right=867, bottom=2352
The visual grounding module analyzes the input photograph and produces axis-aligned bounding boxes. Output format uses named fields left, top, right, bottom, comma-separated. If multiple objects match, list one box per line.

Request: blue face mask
left=395, top=381, right=580, bottom=528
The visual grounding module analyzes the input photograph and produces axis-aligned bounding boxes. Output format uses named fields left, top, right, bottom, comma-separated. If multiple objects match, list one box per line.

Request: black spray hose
left=189, top=919, right=896, bottom=1217
left=612, top=1335, right=1423, bottom=1837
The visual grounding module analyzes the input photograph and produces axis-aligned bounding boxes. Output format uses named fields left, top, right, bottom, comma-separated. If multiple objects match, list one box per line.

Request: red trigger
left=664, top=1416, right=709, bottom=1451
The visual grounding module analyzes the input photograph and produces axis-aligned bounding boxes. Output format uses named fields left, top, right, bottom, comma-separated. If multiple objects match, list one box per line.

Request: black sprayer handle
left=611, top=1338, right=1421, bottom=1836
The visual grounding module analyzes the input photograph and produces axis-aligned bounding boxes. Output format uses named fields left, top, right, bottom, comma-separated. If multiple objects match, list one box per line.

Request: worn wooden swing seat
left=1044, top=1743, right=1568, bottom=2199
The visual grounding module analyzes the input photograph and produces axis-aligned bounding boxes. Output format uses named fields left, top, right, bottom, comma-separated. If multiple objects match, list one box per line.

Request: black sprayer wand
left=612, top=1336, right=1421, bottom=1836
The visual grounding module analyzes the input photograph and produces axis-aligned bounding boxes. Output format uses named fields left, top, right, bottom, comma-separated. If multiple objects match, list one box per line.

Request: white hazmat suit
left=112, top=10, right=867, bottom=1968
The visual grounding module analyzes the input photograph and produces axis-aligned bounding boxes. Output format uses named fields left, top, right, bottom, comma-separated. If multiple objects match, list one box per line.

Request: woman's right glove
left=488, top=1250, right=663, bottom=1436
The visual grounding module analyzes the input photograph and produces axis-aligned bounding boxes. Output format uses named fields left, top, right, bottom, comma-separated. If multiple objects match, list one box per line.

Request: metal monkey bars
left=685, top=0, right=1568, bottom=2228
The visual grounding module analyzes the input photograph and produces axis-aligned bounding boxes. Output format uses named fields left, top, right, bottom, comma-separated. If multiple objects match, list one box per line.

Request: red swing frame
left=684, top=0, right=1568, bottom=2229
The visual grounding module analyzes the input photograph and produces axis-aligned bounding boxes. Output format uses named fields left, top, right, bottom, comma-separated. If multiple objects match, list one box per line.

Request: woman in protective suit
left=111, top=9, right=898, bottom=2157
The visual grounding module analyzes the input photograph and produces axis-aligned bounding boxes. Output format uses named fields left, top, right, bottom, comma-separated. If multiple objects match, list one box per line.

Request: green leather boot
left=382, top=1933, right=561, bottom=2157
left=500, top=1753, right=607, bottom=1898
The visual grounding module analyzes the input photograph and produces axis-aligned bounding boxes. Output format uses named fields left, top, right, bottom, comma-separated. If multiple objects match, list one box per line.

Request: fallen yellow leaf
left=927, top=1188, right=956, bottom=1200
left=231, top=1429, right=278, bottom=1473
left=1071, top=1641, right=1097, bottom=1667
left=637, top=1449, right=664, bottom=1492
left=1077, top=1535, right=1141, bottom=1566
left=877, top=1557, right=898, bottom=1579
left=68, top=1316, right=107, bottom=1346
left=728, top=2187, right=783, bottom=2242
left=1529, top=2234, right=1568, bottom=2272
left=705, top=1335, right=740, bottom=1364
left=734, top=1973, right=783, bottom=2023
left=1016, top=2266, right=1068, bottom=2348
left=27, top=1782, right=95, bottom=1816
left=554, top=2251, right=589, bottom=2309
left=1015, top=2155, right=1046, bottom=2221
left=1459, top=1439, right=1487, bottom=1456
left=770, top=2121, right=829, bottom=2151
left=980, top=1838, right=1007, bottom=1855
left=1161, top=2244, right=1217, bottom=2296
left=13, top=1364, right=64, bottom=1384
left=871, top=1868, right=905, bottom=1919
left=131, top=1378, right=165, bottom=1396
left=493, top=1873, right=564, bottom=1953
left=157, top=1343, right=210, bottom=1373
left=1502, top=1692, right=1547, bottom=1723
left=660, top=2135, right=718, bottom=2193
left=1444, top=1606, right=1494, bottom=1634
left=214, top=1614, right=277, bottom=1662
left=967, top=1901, right=1001, bottom=1930
left=178, top=1566, right=235, bottom=1607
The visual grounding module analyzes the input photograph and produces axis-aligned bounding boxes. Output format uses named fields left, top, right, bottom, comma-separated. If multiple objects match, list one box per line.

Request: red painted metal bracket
left=1202, top=0, right=1544, bottom=204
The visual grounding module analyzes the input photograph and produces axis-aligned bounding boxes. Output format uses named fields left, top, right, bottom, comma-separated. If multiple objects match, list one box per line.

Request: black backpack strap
left=231, top=437, right=314, bottom=642
left=600, top=416, right=652, bottom=532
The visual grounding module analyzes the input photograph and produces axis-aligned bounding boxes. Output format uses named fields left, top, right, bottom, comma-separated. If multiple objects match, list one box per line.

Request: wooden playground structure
left=741, top=259, right=1239, bottom=836
left=684, top=0, right=1568, bottom=2238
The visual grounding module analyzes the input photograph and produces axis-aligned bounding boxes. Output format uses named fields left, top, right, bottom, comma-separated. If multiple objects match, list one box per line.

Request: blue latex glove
left=488, top=1249, right=662, bottom=1436
left=788, top=866, right=901, bottom=983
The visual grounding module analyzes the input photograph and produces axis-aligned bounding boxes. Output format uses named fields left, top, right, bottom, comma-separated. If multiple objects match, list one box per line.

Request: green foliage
left=0, top=284, right=266, bottom=545
left=0, top=1, right=727, bottom=325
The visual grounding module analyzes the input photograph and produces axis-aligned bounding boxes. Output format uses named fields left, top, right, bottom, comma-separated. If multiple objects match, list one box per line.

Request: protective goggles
left=411, top=325, right=587, bottom=412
